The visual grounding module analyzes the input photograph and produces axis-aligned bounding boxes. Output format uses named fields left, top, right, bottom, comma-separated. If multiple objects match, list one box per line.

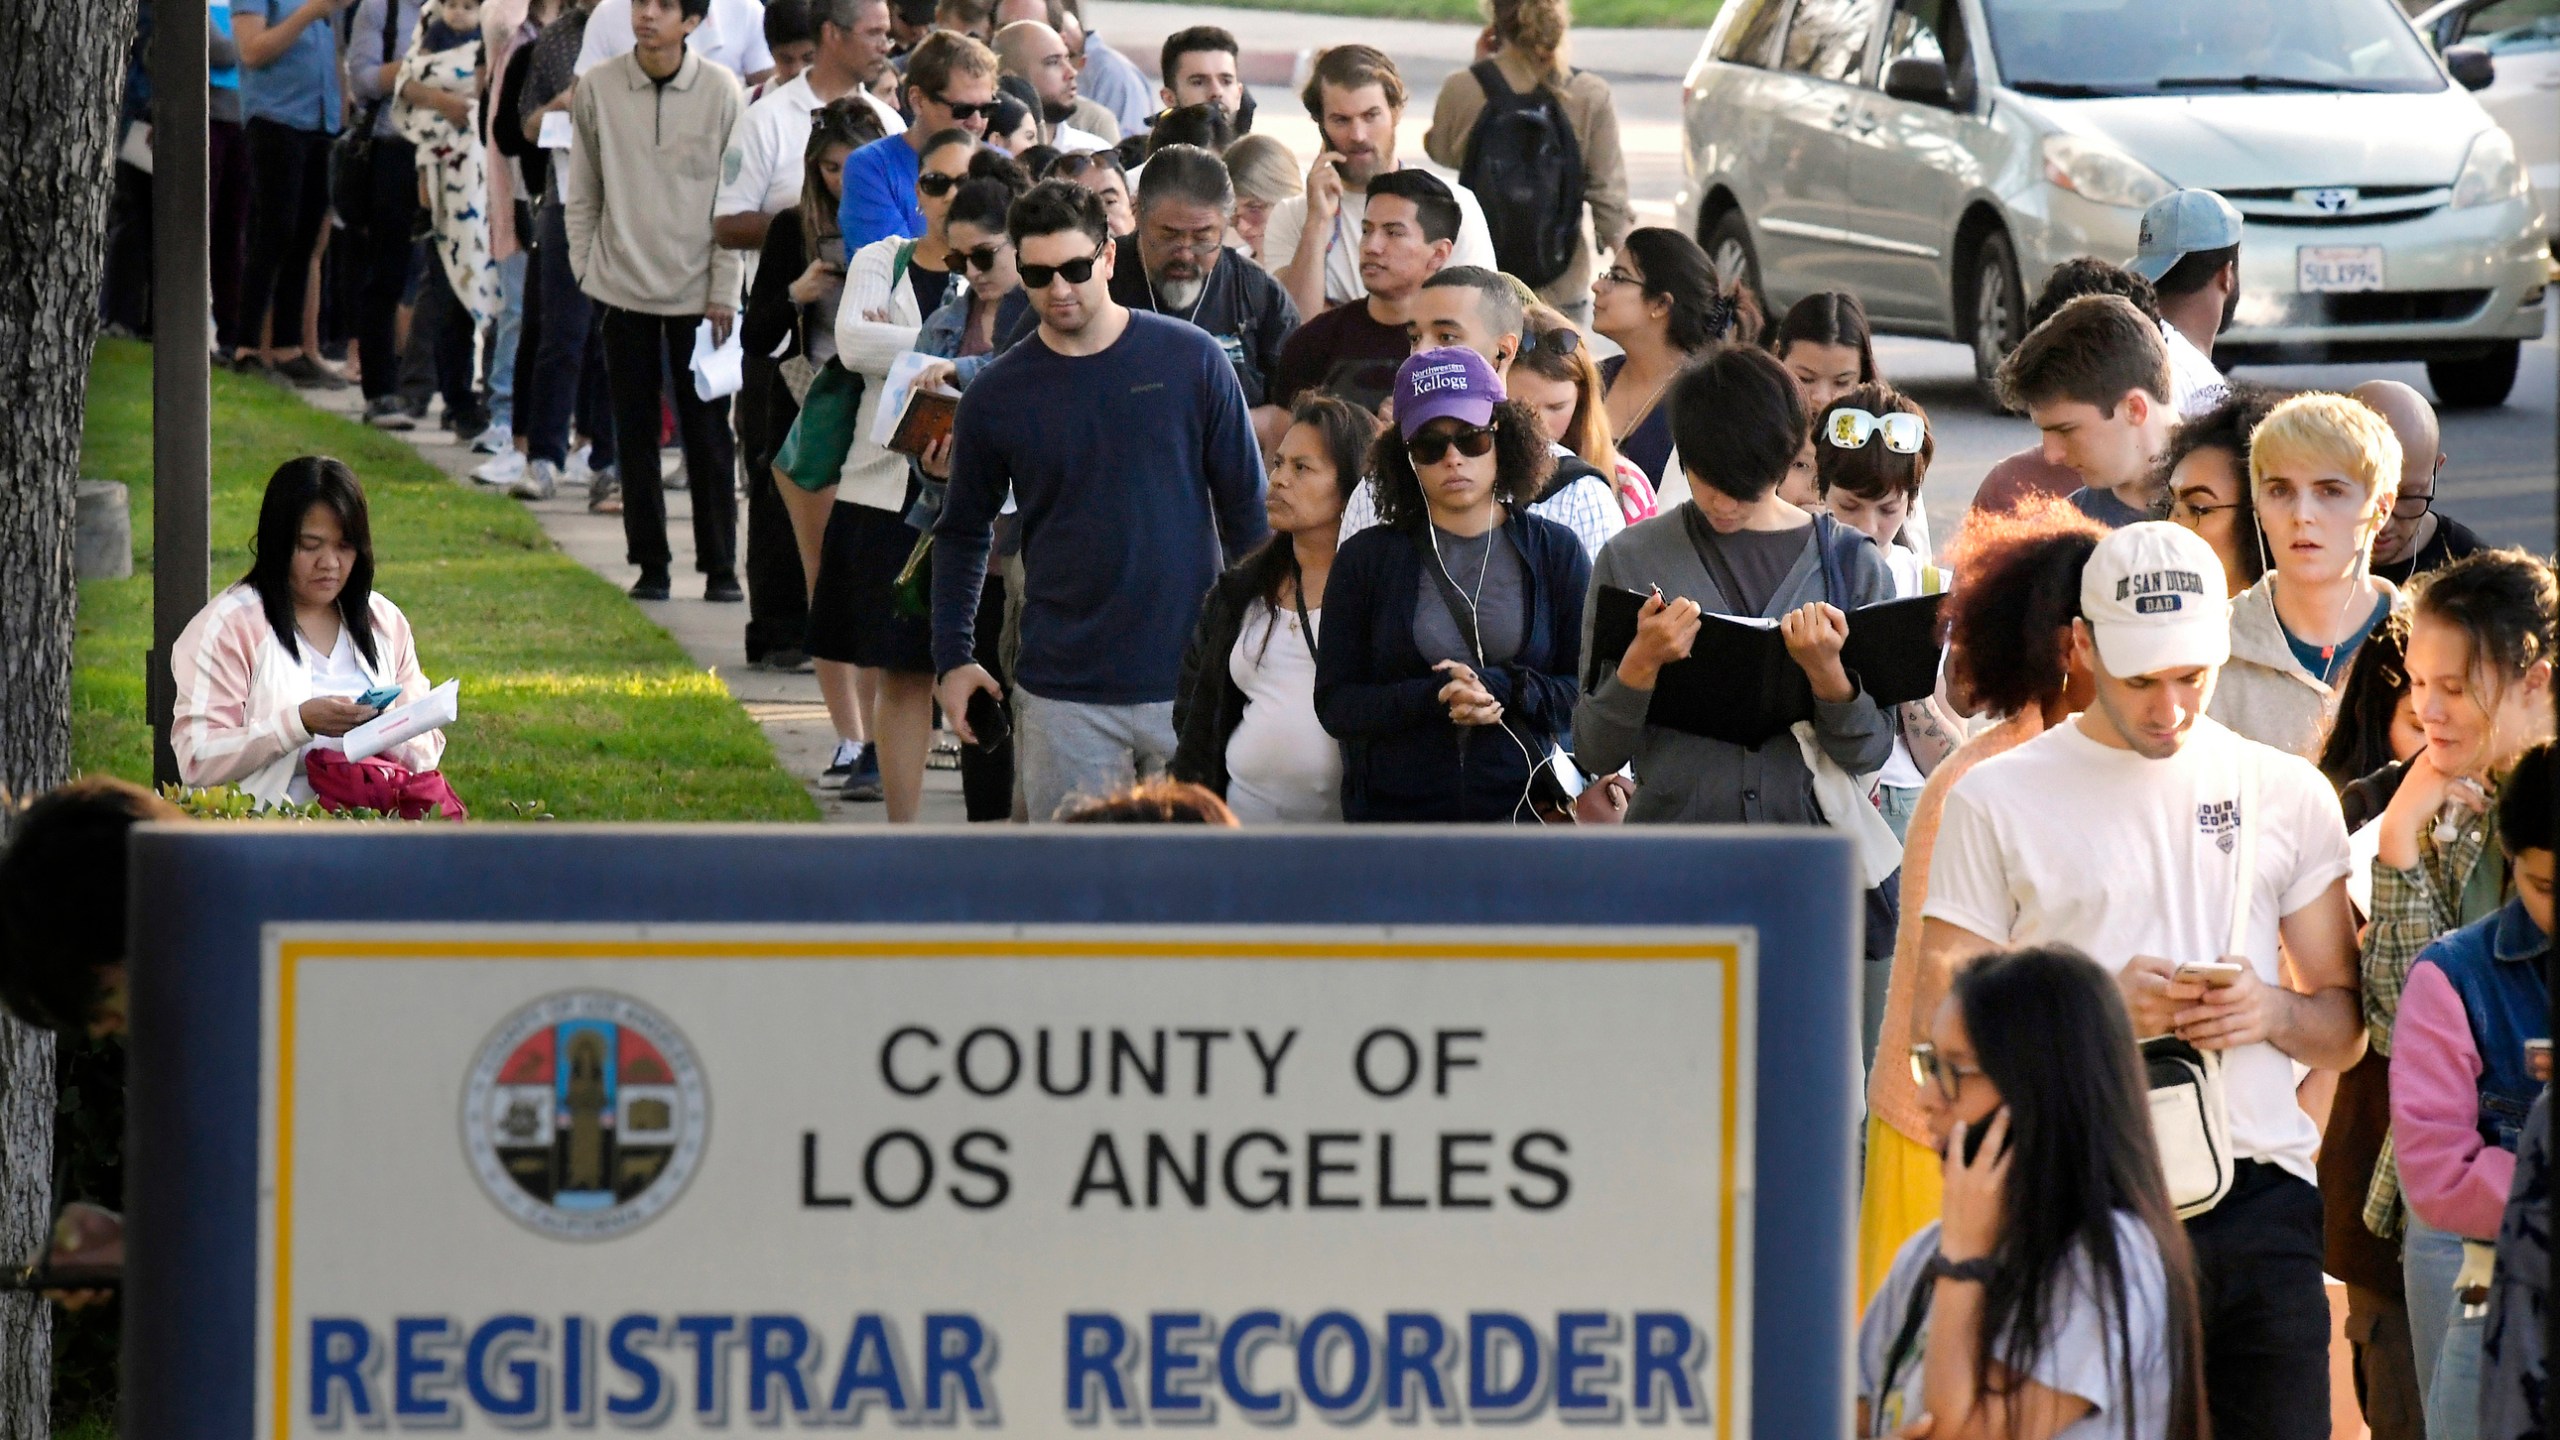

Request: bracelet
left=1925, top=1252, right=1997, bottom=1285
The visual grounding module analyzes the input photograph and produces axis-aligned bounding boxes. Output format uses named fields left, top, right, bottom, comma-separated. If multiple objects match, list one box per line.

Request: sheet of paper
left=868, top=351, right=938, bottom=449
left=690, top=321, right=745, bottom=401
left=343, top=679, right=460, bottom=764
left=538, top=110, right=574, bottom=150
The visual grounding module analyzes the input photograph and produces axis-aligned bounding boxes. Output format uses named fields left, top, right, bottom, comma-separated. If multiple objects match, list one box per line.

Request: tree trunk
left=0, top=0, right=144, bottom=1432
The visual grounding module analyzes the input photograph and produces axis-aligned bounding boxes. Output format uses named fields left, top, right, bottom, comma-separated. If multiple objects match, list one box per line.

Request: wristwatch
left=1925, top=1252, right=1997, bottom=1285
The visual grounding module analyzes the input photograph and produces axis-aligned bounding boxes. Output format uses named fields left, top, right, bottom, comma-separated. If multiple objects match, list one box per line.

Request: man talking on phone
left=1918, top=522, right=2363, bottom=1440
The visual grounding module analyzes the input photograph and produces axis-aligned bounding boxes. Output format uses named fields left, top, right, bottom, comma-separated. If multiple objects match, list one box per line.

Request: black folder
left=1585, top=587, right=1947, bottom=748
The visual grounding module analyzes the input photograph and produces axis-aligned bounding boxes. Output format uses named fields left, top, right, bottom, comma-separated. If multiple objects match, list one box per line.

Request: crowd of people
left=86, top=0, right=2558, bottom=1432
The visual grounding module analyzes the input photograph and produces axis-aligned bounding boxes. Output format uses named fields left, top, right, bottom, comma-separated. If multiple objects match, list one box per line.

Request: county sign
left=125, top=827, right=1863, bottom=1437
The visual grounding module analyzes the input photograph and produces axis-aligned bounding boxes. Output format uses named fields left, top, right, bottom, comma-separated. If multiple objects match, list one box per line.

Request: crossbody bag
left=2142, top=750, right=2252, bottom=1219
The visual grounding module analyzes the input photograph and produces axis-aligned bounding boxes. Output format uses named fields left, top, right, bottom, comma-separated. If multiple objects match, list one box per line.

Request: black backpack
left=1457, top=60, right=1585, bottom=291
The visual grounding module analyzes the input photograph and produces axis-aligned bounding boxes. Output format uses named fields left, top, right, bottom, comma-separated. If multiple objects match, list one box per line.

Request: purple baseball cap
left=1395, top=347, right=1503, bottom=440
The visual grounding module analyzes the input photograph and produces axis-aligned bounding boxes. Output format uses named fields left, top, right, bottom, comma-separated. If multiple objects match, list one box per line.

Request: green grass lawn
left=1123, top=0, right=1713, bottom=29
left=71, top=340, right=816, bottom=822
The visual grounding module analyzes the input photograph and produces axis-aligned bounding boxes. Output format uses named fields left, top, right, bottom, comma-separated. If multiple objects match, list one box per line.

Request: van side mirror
left=1884, top=56, right=1958, bottom=108
left=2445, top=44, right=2496, bottom=91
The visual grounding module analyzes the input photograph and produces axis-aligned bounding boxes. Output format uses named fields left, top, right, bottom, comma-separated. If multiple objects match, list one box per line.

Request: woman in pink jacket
left=172, top=457, right=442, bottom=808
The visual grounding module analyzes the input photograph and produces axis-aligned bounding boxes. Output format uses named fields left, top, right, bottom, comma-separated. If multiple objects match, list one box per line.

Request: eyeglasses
left=933, top=95, right=999, bottom=121
left=1524, top=327, right=1582, bottom=358
left=956, top=242, right=1009, bottom=273
left=1907, top=1042, right=1985, bottom=1102
left=916, top=170, right=967, bottom=198
left=2389, top=491, right=2435, bottom=522
left=1824, top=407, right=1926, bottom=455
left=1597, top=266, right=1645, bottom=289
left=2170, top=496, right=2241, bottom=524
left=1404, top=424, right=1497, bottom=466
left=1018, top=240, right=1108, bottom=289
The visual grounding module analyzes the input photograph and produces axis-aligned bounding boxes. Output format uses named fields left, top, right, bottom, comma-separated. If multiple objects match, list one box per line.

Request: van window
left=1715, top=0, right=1796, bottom=67
left=1979, top=0, right=2443, bottom=94
left=2448, top=0, right=2560, bottom=54
left=1782, top=0, right=1884, bottom=81
left=1877, top=0, right=1974, bottom=87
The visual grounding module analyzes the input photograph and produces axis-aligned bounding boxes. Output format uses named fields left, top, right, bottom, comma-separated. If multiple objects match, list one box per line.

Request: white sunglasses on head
left=1825, top=408, right=1927, bottom=455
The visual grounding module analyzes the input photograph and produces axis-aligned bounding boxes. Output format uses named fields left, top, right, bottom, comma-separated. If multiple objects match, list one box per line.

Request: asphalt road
left=1094, top=0, right=2556, bottom=551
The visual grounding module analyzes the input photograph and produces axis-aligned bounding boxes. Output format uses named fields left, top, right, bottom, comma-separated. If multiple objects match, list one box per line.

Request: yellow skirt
left=1857, top=1116, right=1943, bottom=1314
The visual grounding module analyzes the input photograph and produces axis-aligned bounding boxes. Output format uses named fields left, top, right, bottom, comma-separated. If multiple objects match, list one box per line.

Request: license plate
left=2298, top=244, right=2385, bottom=293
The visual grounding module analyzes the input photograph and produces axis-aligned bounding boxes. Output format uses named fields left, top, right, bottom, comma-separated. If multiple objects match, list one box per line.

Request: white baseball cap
left=2079, top=522, right=2232, bottom=679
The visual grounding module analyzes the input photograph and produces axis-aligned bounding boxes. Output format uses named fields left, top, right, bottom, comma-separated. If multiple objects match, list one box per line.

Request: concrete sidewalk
left=296, top=383, right=970, bottom=823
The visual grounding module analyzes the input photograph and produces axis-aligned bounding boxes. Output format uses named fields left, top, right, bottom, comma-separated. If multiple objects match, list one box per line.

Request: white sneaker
left=509, top=458, right=560, bottom=500
left=661, top=448, right=687, bottom=491
left=471, top=449, right=528, bottom=487
left=471, top=421, right=513, bottom=455
left=563, top=444, right=595, bottom=485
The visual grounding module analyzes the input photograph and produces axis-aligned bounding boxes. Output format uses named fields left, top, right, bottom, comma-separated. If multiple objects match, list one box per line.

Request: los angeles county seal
left=461, top=991, right=708, bottom=1240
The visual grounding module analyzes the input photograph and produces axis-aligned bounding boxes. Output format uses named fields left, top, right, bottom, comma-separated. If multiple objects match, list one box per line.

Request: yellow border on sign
left=268, top=935, right=1748, bottom=1437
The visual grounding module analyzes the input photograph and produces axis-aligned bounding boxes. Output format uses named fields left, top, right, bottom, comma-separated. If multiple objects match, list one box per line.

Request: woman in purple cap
left=1314, top=348, right=1590, bottom=823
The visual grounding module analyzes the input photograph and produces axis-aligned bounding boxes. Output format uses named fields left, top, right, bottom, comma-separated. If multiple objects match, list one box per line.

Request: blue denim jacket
left=903, top=287, right=1030, bottom=531
left=2419, top=896, right=2551, bottom=1154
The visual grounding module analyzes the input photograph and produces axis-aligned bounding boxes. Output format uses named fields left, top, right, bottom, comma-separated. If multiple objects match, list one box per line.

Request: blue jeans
left=2405, top=1212, right=2487, bottom=1438
left=487, top=251, right=528, bottom=430
left=1878, top=784, right=1922, bottom=844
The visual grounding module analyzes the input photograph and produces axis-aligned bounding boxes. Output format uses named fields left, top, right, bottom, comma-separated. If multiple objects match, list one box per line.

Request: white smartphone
left=2175, top=960, right=2247, bottom=985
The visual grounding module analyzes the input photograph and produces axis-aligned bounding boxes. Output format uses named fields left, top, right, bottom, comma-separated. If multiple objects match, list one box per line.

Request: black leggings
left=238, top=118, right=333, bottom=353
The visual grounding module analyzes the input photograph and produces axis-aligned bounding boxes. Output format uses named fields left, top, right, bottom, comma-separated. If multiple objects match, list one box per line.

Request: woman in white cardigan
left=172, top=457, right=442, bottom=808
left=810, top=130, right=982, bottom=820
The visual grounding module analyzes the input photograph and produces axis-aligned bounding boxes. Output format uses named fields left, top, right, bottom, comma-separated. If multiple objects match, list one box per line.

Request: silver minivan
left=1674, top=0, right=2550, bottom=405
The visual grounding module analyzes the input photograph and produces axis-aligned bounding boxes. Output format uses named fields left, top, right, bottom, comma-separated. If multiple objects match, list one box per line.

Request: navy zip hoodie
left=1315, top=510, right=1589, bottom=822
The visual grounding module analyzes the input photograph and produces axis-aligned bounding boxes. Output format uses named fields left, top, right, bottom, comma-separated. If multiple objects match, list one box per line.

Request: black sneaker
left=703, top=574, right=744, bottom=603
left=629, top=569, right=671, bottom=602
left=363, top=396, right=415, bottom=431
left=822, top=738, right=863, bottom=780
left=275, top=354, right=350, bottom=390
left=446, top=408, right=491, bottom=445
left=841, top=745, right=884, bottom=802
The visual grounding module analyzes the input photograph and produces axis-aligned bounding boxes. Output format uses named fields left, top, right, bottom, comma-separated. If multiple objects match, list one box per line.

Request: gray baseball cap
left=2129, top=188, right=2244, bottom=282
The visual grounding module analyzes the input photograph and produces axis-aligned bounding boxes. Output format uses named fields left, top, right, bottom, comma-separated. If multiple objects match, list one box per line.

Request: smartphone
left=1960, top=1108, right=2010, bottom=1166
left=2175, top=960, right=2247, bottom=986
left=963, top=689, right=1010, bottom=752
left=355, top=685, right=403, bottom=710
left=2527, top=1038, right=2551, bottom=1084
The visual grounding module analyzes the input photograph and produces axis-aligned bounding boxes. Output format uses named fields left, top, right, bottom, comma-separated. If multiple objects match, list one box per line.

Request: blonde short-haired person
left=2207, top=392, right=2404, bottom=759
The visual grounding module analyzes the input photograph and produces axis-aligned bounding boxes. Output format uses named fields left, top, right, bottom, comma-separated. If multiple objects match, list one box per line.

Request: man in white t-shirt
left=578, top=0, right=777, bottom=82
left=714, top=0, right=904, bottom=252
left=1258, top=44, right=1495, bottom=321
left=2129, top=187, right=2238, bottom=418
left=1920, top=521, right=2362, bottom=1440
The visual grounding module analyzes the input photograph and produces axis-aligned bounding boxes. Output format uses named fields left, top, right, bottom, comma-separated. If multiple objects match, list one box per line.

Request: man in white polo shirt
left=2129, top=187, right=2240, bottom=418
left=714, top=0, right=904, bottom=252
left=1919, top=521, right=2363, bottom=1440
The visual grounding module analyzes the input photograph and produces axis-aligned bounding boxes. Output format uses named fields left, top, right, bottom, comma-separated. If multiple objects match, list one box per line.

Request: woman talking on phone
left=1861, top=944, right=2207, bottom=1440
left=1315, top=349, right=1588, bottom=823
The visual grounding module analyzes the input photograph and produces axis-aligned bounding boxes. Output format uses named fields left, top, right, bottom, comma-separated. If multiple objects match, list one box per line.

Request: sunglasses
left=1404, top=424, right=1497, bottom=466
left=1048, top=151, right=1122, bottom=180
left=1524, top=327, right=1582, bottom=358
left=1907, top=1042, right=1985, bottom=1102
left=956, top=242, right=1009, bottom=273
left=1824, top=407, right=1926, bottom=455
left=933, top=95, right=999, bottom=121
left=916, top=170, right=967, bottom=198
left=1018, top=241, right=1108, bottom=289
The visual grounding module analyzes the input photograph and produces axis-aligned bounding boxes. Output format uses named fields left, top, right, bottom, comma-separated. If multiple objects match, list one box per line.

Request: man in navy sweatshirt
left=932, top=180, right=1269, bottom=821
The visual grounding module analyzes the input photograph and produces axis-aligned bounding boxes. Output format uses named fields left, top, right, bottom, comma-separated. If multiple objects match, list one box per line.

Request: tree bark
left=0, top=0, right=144, bottom=1432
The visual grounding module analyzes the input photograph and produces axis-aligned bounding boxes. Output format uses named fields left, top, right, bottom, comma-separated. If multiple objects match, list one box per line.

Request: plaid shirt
left=2360, top=800, right=2504, bottom=1237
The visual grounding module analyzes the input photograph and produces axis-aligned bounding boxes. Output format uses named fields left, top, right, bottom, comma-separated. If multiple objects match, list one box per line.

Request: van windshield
left=1980, top=0, right=2446, bottom=95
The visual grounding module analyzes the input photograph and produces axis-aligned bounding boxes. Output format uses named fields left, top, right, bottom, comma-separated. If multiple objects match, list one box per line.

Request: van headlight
left=2040, top=134, right=2175, bottom=210
left=2451, top=127, right=2528, bottom=209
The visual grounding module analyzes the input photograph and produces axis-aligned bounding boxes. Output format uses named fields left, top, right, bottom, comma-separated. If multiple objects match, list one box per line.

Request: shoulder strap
left=1814, top=513, right=1850, bottom=607
left=1470, top=58, right=1516, bottom=103
left=1872, top=1274, right=1935, bottom=1431
left=1415, top=530, right=1486, bottom=670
